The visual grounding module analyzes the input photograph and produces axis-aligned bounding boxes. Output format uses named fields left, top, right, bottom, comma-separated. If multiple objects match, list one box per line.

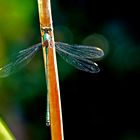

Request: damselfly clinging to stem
left=0, top=28, right=104, bottom=126
left=0, top=29, right=104, bottom=78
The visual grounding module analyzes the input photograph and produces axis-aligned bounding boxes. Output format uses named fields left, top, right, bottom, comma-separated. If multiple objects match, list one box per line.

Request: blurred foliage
left=102, top=21, right=140, bottom=72
left=0, top=0, right=140, bottom=140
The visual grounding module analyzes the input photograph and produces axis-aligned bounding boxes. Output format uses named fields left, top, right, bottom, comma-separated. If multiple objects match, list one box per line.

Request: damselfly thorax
left=41, top=27, right=54, bottom=48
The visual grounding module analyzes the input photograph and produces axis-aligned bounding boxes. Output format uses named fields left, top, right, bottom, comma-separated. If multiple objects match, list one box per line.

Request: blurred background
left=0, top=0, right=140, bottom=140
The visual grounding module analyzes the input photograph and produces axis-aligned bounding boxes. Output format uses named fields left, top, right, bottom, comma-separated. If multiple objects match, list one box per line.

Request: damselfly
left=0, top=34, right=104, bottom=78
left=0, top=33, right=104, bottom=126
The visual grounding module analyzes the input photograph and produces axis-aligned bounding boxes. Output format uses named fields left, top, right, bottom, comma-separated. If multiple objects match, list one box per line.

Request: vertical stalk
left=37, top=0, right=64, bottom=140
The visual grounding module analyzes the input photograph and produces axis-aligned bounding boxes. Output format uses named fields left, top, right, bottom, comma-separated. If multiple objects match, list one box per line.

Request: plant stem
left=37, top=0, right=64, bottom=140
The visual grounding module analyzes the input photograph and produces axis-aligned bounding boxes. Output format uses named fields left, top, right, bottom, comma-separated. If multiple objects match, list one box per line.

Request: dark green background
left=0, top=0, right=140, bottom=140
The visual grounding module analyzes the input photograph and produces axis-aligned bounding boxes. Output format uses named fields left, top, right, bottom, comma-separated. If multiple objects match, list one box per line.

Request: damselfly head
left=41, top=27, right=52, bottom=34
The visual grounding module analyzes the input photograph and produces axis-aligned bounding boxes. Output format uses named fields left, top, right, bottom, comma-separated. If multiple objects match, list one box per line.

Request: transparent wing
left=0, top=43, right=42, bottom=78
left=55, top=42, right=104, bottom=60
left=55, top=42, right=104, bottom=73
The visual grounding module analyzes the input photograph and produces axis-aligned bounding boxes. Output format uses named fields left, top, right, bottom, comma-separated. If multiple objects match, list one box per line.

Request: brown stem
left=37, top=0, right=64, bottom=140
